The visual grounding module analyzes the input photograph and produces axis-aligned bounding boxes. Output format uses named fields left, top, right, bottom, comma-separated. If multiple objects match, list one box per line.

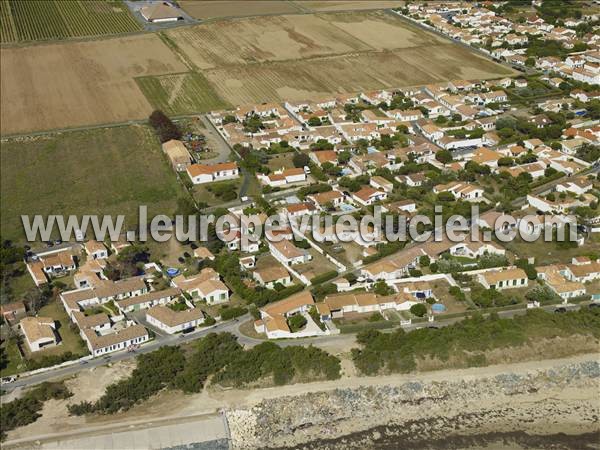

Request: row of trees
left=68, top=333, right=341, bottom=416
left=351, top=308, right=600, bottom=376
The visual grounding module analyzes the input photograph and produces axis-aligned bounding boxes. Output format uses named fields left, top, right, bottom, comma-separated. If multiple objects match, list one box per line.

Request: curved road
left=4, top=301, right=592, bottom=394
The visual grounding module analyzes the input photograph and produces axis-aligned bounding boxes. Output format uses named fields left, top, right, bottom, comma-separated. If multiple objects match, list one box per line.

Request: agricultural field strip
left=0, top=0, right=141, bottom=44
left=134, top=71, right=231, bottom=115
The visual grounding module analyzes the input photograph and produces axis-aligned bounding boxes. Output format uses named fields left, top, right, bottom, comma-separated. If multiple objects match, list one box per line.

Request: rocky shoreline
left=226, top=360, right=600, bottom=449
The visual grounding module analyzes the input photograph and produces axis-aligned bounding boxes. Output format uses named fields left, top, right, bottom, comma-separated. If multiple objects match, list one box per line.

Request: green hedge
left=310, top=270, right=338, bottom=285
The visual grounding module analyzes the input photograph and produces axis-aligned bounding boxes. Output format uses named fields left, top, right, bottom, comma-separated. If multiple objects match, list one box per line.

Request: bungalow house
left=307, top=190, right=344, bottom=211
left=370, top=176, right=394, bottom=193
left=433, top=181, right=484, bottom=201
left=529, top=114, right=552, bottom=128
left=189, top=279, right=228, bottom=305
left=564, top=258, right=600, bottom=283
left=449, top=241, right=505, bottom=259
left=187, top=162, right=239, bottom=184
left=523, top=138, right=544, bottom=151
left=385, top=109, right=424, bottom=122
left=386, top=199, right=417, bottom=214
left=116, top=287, right=180, bottom=313
left=72, top=311, right=111, bottom=334
left=352, top=186, right=387, bottom=206
left=361, top=247, right=425, bottom=280
left=322, top=292, right=417, bottom=319
left=146, top=306, right=204, bottom=334
left=162, top=139, right=192, bottom=172
left=338, top=123, right=380, bottom=142
left=20, top=316, right=57, bottom=352
left=254, top=291, right=317, bottom=339
left=526, top=194, right=591, bottom=214
left=502, top=162, right=547, bottom=180
left=171, top=268, right=229, bottom=304
left=542, top=270, right=586, bottom=300
left=478, top=268, right=528, bottom=290
left=253, top=264, right=292, bottom=289
left=82, top=324, right=148, bottom=357
left=348, top=152, right=390, bottom=175
left=259, top=168, right=306, bottom=187
left=309, top=150, right=338, bottom=166
left=555, top=177, right=593, bottom=195
left=84, top=240, right=108, bottom=260
left=395, top=173, right=426, bottom=187
left=1, top=301, right=26, bottom=324
left=194, top=247, right=215, bottom=261
left=285, top=202, right=316, bottom=219
left=560, top=138, right=588, bottom=156
left=269, top=240, right=312, bottom=266
left=471, top=147, right=501, bottom=169
left=35, top=249, right=76, bottom=277
left=26, top=261, right=48, bottom=286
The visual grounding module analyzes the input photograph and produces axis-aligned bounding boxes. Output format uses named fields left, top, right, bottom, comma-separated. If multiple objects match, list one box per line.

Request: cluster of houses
left=401, top=2, right=599, bottom=85
left=9, top=4, right=600, bottom=355
left=16, top=240, right=232, bottom=357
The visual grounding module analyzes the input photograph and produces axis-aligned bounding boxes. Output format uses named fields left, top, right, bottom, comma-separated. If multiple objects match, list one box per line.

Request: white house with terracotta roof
left=84, top=240, right=108, bottom=260
left=82, top=324, right=148, bottom=357
left=254, top=291, right=325, bottom=339
left=352, top=186, right=388, bottom=206
left=370, top=176, right=394, bottom=193
left=171, top=268, right=229, bottom=305
left=555, top=177, right=593, bottom=196
left=116, top=287, right=180, bottom=313
left=307, top=190, right=344, bottom=211
left=253, top=264, right=292, bottom=289
left=20, top=317, right=58, bottom=352
left=258, top=167, right=306, bottom=187
left=187, top=162, right=239, bottom=184
left=433, top=181, right=484, bottom=201
left=269, top=240, right=312, bottom=266
left=449, top=241, right=505, bottom=259
left=361, top=247, right=425, bottom=280
left=478, top=268, right=528, bottom=290
left=309, top=150, right=338, bottom=166
left=146, top=306, right=204, bottom=334
left=284, top=202, right=316, bottom=219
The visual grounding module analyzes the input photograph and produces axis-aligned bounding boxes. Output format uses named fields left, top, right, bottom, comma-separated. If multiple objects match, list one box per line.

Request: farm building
left=162, top=139, right=192, bottom=171
left=140, top=2, right=183, bottom=23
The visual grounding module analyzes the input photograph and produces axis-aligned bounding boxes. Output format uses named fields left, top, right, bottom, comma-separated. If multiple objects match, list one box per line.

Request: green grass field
left=0, top=0, right=141, bottom=43
left=0, top=125, right=183, bottom=241
left=135, top=72, right=231, bottom=116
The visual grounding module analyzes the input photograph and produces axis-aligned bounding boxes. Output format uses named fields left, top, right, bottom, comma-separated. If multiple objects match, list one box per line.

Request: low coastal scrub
left=1, top=381, right=72, bottom=441
left=68, top=333, right=341, bottom=416
left=351, top=308, right=600, bottom=375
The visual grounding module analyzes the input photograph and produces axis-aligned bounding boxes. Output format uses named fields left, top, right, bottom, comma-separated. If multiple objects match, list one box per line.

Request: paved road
left=5, top=301, right=592, bottom=393
left=3, top=317, right=250, bottom=393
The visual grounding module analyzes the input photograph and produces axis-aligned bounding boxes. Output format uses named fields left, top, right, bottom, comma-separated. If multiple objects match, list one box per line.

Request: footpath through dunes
left=0, top=33, right=186, bottom=136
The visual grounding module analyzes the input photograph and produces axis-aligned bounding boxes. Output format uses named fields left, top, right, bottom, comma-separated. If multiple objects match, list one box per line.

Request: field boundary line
left=0, top=28, right=151, bottom=49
